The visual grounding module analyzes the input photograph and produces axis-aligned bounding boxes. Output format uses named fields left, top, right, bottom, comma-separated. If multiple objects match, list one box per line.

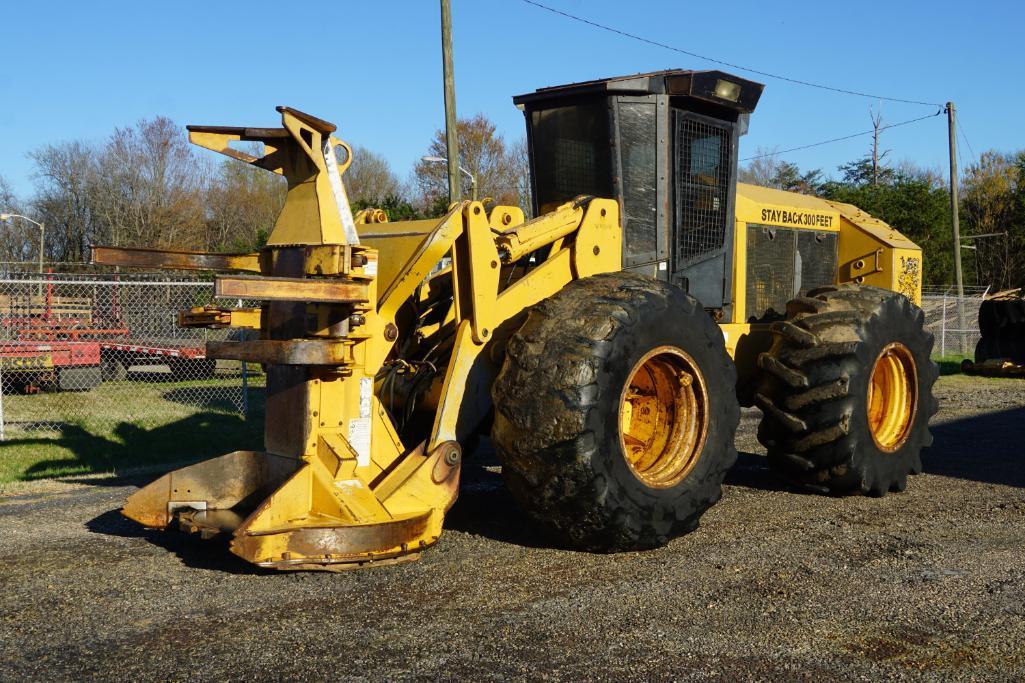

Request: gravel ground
left=1, top=374, right=1024, bottom=681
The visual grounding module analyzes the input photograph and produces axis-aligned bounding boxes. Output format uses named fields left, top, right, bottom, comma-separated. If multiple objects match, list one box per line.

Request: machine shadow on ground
left=445, top=435, right=794, bottom=549
left=723, top=451, right=793, bottom=492
left=162, top=386, right=246, bottom=413
left=29, top=399, right=1025, bottom=574
left=926, top=406, right=1025, bottom=488
left=448, top=403, right=1025, bottom=550
left=443, top=440, right=562, bottom=551
left=85, top=508, right=271, bottom=575
left=2, top=409, right=262, bottom=483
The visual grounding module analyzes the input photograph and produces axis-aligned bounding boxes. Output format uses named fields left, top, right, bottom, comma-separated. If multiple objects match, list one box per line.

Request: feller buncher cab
left=517, top=70, right=758, bottom=311
left=96, top=70, right=937, bottom=571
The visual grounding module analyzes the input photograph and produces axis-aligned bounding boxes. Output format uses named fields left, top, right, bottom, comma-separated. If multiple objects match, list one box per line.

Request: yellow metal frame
left=104, top=107, right=621, bottom=571
left=725, top=183, right=924, bottom=392
left=98, top=108, right=926, bottom=572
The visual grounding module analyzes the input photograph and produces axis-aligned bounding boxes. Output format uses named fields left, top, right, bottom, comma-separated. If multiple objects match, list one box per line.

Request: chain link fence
left=0, top=271, right=257, bottom=440
left=0, top=265, right=994, bottom=440
left=921, top=285, right=990, bottom=359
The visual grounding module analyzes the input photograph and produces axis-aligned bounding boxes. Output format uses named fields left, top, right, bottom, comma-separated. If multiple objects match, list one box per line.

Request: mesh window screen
left=618, top=101, right=657, bottom=265
left=530, top=101, right=612, bottom=214
left=745, top=226, right=839, bottom=321
left=674, top=113, right=731, bottom=263
left=746, top=225, right=796, bottom=321
left=797, top=230, right=838, bottom=296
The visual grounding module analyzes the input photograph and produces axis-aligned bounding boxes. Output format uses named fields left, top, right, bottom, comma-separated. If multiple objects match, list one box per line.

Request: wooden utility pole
left=440, top=0, right=462, bottom=204
left=946, top=101, right=967, bottom=350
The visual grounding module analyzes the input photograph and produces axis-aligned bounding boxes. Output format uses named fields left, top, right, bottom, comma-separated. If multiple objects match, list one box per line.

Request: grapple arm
left=93, top=106, right=622, bottom=571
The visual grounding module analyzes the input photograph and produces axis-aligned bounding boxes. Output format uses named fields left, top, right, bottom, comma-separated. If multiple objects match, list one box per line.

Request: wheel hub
left=867, top=342, right=918, bottom=452
left=619, top=346, right=709, bottom=488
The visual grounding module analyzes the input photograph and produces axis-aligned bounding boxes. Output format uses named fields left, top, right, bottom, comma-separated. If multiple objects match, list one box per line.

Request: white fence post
left=941, top=291, right=947, bottom=358
left=0, top=364, right=5, bottom=441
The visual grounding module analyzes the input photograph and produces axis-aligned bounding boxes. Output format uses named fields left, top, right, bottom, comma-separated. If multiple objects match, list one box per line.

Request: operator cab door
left=669, top=108, right=738, bottom=315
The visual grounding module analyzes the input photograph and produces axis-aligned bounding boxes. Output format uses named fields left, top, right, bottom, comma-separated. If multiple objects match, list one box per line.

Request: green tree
left=772, top=161, right=823, bottom=195
left=837, top=156, right=897, bottom=186
left=961, top=150, right=1025, bottom=289
left=820, top=163, right=953, bottom=286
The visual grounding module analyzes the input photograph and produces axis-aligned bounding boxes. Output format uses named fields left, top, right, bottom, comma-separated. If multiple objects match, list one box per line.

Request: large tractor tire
left=755, top=284, right=938, bottom=496
left=975, top=297, right=1025, bottom=364
left=491, top=272, right=739, bottom=551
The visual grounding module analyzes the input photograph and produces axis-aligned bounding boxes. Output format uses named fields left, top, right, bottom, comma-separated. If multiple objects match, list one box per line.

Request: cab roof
left=512, top=69, right=763, bottom=114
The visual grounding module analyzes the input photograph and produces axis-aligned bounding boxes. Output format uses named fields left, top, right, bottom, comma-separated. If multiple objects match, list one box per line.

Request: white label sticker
left=359, top=377, right=373, bottom=418
left=334, top=479, right=364, bottom=494
left=348, top=417, right=371, bottom=467
left=323, top=140, right=360, bottom=245
left=363, top=258, right=378, bottom=277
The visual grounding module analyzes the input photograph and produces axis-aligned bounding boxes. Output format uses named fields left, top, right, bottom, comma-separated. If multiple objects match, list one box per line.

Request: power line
left=956, top=118, right=977, bottom=162
left=741, top=110, right=943, bottom=161
left=955, top=135, right=967, bottom=183
left=519, top=0, right=943, bottom=108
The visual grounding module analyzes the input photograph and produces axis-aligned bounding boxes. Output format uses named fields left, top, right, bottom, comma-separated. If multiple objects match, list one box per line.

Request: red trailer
left=0, top=341, right=103, bottom=392
left=96, top=341, right=214, bottom=381
left=0, top=276, right=213, bottom=392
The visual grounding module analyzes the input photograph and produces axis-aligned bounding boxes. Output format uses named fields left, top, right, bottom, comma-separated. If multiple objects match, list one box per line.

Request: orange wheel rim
left=867, top=342, right=918, bottom=452
left=619, top=346, right=709, bottom=488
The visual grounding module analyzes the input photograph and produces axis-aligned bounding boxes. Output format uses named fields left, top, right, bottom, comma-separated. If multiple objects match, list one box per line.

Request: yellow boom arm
left=92, top=107, right=621, bottom=571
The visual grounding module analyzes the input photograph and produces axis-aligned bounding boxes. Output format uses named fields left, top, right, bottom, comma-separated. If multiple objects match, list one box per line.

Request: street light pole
left=421, top=156, right=476, bottom=201
left=1, top=213, right=46, bottom=296
left=0, top=213, right=45, bottom=275
left=0, top=211, right=45, bottom=272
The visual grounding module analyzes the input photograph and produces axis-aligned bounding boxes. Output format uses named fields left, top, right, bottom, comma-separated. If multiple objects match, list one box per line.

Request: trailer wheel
left=57, top=366, right=102, bottom=392
left=492, top=272, right=739, bottom=551
left=754, top=284, right=938, bottom=496
left=100, top=355, right=128, bottom=382
left=169, top=358, right=216, bottom=381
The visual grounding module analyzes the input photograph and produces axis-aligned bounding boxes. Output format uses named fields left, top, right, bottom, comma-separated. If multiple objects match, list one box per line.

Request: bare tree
left=895, top=160, right=945, bottom=189
left=92, top=117, right=206, bottom=249
left=869, top=107, right=891, bottom=186
left=739, top=149, right=821, bottom=194
left=345, top=145, right=401, bottom=206
left=29, top=140, right=99, bottom=262
left=204, top=151, right=286, bottom=251
left=0, top=175, right=36, bottom=270
left=510, top=137, right=533, bottom=217
left=413, top=114, right=523, bottom=208
left=739, top=148, right=785, bottom=187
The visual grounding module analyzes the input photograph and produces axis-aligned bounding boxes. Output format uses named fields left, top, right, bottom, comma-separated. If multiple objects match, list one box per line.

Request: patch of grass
left=0, top=377, right=265, bottom=484
left=935, top=354, right=972, bottom=376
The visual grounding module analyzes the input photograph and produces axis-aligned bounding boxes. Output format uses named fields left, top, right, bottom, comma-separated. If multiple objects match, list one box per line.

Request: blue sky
left=1, top=0, right=1022, bottom=197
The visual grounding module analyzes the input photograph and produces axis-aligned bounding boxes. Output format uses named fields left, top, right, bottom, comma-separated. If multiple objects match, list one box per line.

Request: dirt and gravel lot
left=1, top=374, right=1024, bottom=681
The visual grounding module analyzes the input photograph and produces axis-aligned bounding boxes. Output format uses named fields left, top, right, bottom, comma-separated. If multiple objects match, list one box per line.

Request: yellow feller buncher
left=94, top=70, right=937, bottom=570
